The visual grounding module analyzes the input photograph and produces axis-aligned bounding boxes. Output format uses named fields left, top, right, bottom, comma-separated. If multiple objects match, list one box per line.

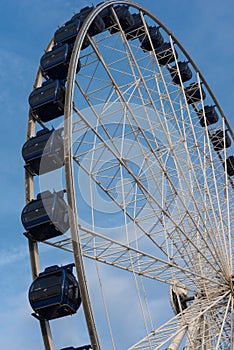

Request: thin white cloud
left=0, top=245, right=28, bottom=267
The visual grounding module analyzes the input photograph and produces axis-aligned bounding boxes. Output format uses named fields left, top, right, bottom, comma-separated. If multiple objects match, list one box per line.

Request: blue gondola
left=54, top=19, right=86, bottom=46
left=225, top=155, right=234, bottom=176
left=170, top=287, right=189, bottom=314
left=139, top=26, right=164, bottom=52
left=40, top=43, right=81, bottom=80
left=22, top=128, right=64, bottom=175
left=29, top=264, right=81, bottom=320
left=21, top=190, right=69, bottom=241
left=110, top=5, right=134, bottom=33
left=211, top=129, right=232, bottom=151
left=124, top=13, right=145, bottom=41
left=184, top=82, right=206, bottom=104
left=28, top=79, right=65, bottom=122
left=98, top=4, right=116, bottom=29
left=54, top=6, right=105, bottom=49
left=154, top=42, right=178, bottom=65
left=61, top=346, right=92, bottom=350
left=99, top=4, right=134, bottom=34
left=170, top=61, right=192, bottom=84
left=71, top=6, right=105, bottom=37
left=197, top=105, right=219, bottom=127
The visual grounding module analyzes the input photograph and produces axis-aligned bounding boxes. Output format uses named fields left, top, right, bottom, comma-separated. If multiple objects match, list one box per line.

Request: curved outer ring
left=25, top=1, right=234, bottom=349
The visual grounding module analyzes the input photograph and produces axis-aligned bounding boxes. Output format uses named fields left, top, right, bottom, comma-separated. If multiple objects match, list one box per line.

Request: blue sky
left=0, top=0, right=234, bottom=349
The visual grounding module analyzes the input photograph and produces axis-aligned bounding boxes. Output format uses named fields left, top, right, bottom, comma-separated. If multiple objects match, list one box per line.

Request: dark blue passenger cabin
left=184, top=83, right=206, bottom=105
left=61, top=346, right=92, bottom=350
left=28, top=80, right=65, bottom=122
left=98, top=4, right=116, bottom=30
left=170, top=62, right=192, bottom=84
left=154, top=42, right=178, bottom=65
left=54, top=19, right=84, bottom=45
left=71, top=6, right=105, bottom=37
left=99, top=4, right=134, bottom=34
left=29, top=264, right=81, bottom=320
left=124, top=13, right=145, bottom=41
left=40, top=44, right=81, bottom=80
left=109, top=5, right=134, bottom=33
left=198, top=105, right=219, bottom=127
left=139, top=26, right=164, bottom=52
left=21, top=190, right=69, bottom=241
left=170, top=286, right=189, bottom=314
left=22, top=128, right=64, bottom=175
left=211, top=129, right=232, bottom=151
left=225, top=155, right=234, bottom=176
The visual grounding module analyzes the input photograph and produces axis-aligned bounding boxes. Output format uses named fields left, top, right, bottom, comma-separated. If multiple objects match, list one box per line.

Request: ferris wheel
left=22, top=1, right=234, bottom=349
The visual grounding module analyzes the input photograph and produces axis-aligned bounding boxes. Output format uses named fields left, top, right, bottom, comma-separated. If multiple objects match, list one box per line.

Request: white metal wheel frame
left=25, top=1, right=234, bottom=350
